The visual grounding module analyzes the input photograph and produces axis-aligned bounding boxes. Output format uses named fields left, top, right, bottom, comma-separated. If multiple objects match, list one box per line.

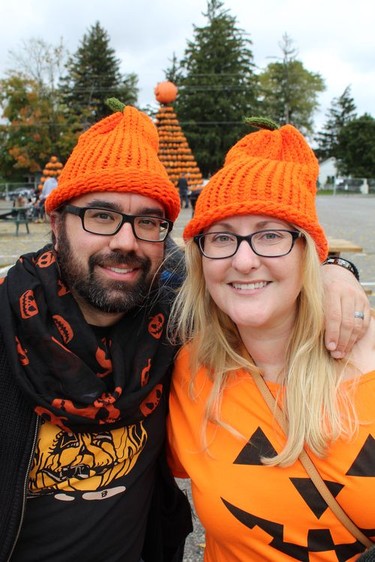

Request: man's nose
left=108, top=222, right=139, bottom=251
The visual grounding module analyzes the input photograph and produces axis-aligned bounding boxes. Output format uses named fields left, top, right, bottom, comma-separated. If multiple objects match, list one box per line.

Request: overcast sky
left=1, top=0, right=374, bottom=130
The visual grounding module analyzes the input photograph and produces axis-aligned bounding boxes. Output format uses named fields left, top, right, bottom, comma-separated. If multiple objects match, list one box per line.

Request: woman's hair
left=169, top=230, right=358, bottom=466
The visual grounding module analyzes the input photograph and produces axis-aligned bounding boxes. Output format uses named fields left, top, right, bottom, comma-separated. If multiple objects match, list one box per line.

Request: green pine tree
left=60, top=22, right=138, bottom=127
left=258, top=34, right=325, bottom=136
left=167, top=0, right=258, bottom=177
left=314, top=86, right=357, bottom=161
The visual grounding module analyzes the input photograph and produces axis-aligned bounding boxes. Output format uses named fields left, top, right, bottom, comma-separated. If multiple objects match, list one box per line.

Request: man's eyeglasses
left=64, top=205, right=173, bottom=242
left=194, top=229, right=303, bottom=259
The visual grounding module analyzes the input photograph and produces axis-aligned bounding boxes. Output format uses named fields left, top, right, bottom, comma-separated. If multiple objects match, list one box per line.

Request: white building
left=318, top=157, right=337, bottom=187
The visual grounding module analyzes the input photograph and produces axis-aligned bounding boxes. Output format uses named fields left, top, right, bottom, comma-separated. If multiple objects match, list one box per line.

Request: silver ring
left=354, top=311, right=365, bottom=320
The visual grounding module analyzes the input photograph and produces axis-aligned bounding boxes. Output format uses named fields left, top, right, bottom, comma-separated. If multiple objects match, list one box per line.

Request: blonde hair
left=170, top=231, right=358, bottom=466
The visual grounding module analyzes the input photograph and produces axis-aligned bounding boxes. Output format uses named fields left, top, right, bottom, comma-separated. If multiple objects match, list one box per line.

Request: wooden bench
left=326, top=239, right=372, bottom=295
left=327, top=238, right=363, bottom=257
left=0, top=207, right=32, bottom=236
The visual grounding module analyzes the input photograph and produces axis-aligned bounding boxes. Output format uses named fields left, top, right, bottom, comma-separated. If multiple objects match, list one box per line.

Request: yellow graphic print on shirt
left=28, top=418, right=147, bottom=499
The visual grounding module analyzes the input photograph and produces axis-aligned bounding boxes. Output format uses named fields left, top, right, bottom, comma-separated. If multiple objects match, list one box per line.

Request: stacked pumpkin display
left=154, top=81, right=203, bottom=192
left=37, top=155, right=63, bottom=192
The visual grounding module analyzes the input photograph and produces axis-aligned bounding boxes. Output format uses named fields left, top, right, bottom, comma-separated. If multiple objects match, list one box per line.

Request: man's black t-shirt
left=11, top=395, right=166, bottom=562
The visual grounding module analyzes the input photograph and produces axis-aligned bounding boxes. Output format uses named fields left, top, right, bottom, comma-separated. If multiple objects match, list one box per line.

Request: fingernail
left=330, top=350, right=344, bottom=359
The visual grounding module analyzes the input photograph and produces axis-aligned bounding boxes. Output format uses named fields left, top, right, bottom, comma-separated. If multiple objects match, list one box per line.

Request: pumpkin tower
left=38, top=155, right=63, bottom=192
left=154, top=81, right=203, bottom=192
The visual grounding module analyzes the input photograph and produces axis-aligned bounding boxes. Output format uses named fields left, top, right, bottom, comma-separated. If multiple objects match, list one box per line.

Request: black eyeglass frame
left=194, top=229, right=303, bottom=259
left=64, top=204, right=173, bottom=242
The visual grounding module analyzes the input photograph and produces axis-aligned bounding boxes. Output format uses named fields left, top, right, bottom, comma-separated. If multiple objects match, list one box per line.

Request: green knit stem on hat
left=105, top=97, right=126, bottom=113
left=244, top=116, right=279, bottom=131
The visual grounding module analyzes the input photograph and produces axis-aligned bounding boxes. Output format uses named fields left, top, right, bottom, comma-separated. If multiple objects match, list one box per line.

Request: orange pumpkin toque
left=45, top=101, right=181, bottom=222
left=183, top=118, right=328, bottom=261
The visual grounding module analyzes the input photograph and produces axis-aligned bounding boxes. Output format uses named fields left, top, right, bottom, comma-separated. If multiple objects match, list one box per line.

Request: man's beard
left=56, top=227, right=160, bottom=314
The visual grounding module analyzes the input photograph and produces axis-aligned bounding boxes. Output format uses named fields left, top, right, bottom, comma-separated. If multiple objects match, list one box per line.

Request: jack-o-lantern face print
left=140, top=384, right=163, bottom=417
left=218, top=428, right=374, bottom=560
left=52, top=315, right=74, bottom=344
left=35, top=250, right=56, bottom=269
left=20, top=289, right=38, bottom=319
left=148, top=313, right=165, bottom=339
left=16, top=336, right=29, bottom=365
left=57, top=279, right=69, bottom=297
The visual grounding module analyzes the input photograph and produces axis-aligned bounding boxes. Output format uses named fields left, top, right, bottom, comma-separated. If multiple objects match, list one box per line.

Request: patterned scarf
left=0, top=245, right=177, bottom=432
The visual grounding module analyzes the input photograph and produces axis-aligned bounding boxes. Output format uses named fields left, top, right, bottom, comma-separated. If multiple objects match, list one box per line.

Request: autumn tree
left=61, top=22, right=138, bottom=127
left=168, top=0, right=258, bottom=177
left=314, top=86, right=357, bottom=161
left=258, top=34, right=325, bottom=135
left=0, top=38, right=78, bottom=179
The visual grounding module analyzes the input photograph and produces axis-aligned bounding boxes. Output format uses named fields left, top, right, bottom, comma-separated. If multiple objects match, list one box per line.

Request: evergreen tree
left=61, top=22, right=138, bottom=127
left=314, top=86, right=357, bottom=160
left=164, top=53, right=183, bottom=86
left=258, top=34, right=325, bottom=135
left=168, top=0, right=258, bottom=177
left=337, top=113, right=375, bottom=177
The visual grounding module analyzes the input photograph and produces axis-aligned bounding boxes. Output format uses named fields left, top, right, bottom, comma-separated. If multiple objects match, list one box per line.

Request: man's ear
left=49, top=212, right=59, bottom=251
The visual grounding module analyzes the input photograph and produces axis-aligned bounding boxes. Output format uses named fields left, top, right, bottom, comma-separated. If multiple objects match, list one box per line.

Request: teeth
left=109, top=267, right=133, bottom=274
left=232, top=281, right=268, bottom=290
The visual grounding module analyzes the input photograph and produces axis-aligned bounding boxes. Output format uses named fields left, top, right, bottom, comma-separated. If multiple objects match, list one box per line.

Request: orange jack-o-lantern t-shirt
left=167, top=345, right=375, bottom=562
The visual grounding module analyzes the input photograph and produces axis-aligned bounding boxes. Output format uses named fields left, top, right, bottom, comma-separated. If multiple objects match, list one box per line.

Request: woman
left=167, top=118, right=374, bottom=561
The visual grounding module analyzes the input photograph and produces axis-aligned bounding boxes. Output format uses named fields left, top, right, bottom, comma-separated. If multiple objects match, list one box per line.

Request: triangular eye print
left=290, top=478, right=344, bottom=518
left=346, top=434, right=375, bottom=477
left=234, top=427, right=278, bottom=465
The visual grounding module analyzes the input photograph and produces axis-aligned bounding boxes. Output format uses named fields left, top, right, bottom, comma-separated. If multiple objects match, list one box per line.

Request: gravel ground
left=177, top=480, right=205, bottom=562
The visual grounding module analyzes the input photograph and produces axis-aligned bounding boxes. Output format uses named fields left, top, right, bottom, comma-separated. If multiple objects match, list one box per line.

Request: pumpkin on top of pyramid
left=38, top=155, right=63, bottom=192
left=154, top=81, right=203, bottom=192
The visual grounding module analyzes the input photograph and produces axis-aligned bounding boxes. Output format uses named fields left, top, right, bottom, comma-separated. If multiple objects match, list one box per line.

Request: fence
left=334, top=178, right=375, bottom=194
left=0, top=182, right=37, bottom=200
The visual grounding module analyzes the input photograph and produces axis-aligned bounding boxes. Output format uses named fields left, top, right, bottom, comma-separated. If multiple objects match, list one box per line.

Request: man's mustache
left=89, top=251, right=149, bottom=270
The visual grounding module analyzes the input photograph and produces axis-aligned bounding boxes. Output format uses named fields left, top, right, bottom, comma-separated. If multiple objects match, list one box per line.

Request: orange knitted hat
left=184, top=118, right=328, bottom=261
left=45, top=100, right=181, bottom=221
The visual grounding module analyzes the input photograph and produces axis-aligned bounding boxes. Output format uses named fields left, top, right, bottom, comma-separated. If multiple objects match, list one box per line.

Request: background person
left=13, top=193, right=28, bottom=208
left=39, top=175, right=58, bottom=221
left=177, top=172, right=189, bottom=209
left=167, top=118, right=374, bottom=561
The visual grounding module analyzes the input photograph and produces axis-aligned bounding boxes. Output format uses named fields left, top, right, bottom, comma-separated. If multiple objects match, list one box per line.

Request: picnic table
left=327, top=238, right=363, bottom=257
left=0, top=206, right=32, bottom=236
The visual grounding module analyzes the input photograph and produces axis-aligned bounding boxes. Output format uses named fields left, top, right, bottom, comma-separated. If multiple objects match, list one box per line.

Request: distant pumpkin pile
left=38, top=155, right=63, bottom=192
left=154, top=81, right=203, bottom=192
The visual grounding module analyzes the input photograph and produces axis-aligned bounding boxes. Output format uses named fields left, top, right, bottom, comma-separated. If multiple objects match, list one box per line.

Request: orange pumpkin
left=154, top=81, right=178, bottom=104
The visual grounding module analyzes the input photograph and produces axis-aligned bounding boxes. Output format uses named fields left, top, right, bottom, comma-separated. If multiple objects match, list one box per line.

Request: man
left=177, top=172, right=189, bottom=209
left=39, top=175, right=58, bottom=221
left=0, top=101, right=191, bottom=562
left=0, top=101, right=369, bottom=561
